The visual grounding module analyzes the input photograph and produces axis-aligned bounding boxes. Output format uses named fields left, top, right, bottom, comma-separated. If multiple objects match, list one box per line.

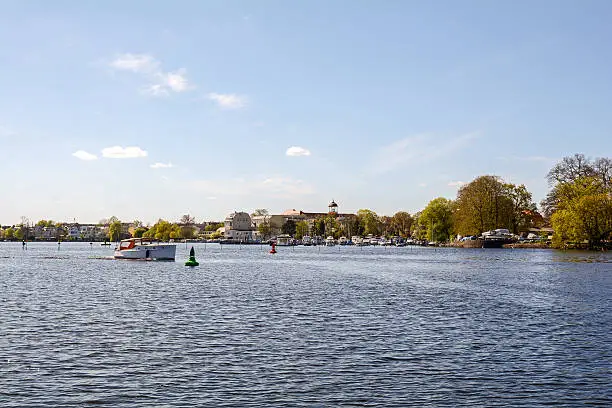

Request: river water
left=0, top=242, right=610, bottom=407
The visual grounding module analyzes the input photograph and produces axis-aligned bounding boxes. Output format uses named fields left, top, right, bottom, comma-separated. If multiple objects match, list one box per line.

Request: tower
left=328, top=199, right=338, bottom=216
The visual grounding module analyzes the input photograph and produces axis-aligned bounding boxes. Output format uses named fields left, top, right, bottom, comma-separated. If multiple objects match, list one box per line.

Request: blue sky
left=1, top=0, right=611, bottom=224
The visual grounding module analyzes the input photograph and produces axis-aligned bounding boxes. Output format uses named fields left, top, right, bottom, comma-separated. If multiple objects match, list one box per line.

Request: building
left=252, top=200, right=357, bottom=238
left=224, top=212, right=256, bottom=241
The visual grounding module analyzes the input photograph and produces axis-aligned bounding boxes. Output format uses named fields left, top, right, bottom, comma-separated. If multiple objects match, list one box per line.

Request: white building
left=224, top=212, right=255, bottom=241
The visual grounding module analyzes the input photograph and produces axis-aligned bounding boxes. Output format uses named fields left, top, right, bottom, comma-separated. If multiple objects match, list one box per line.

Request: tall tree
left=257, top=221, right=271, bottom=239
left=454, top=175, right=512, bottom=235
left=109, top=220, right=122, bottom=242
left=179, top=214, right=195, bottom=224
left=312, top=217, right=326, bottom=237
left=390, top=211, right=413, bottom=237
left=281, top=220, right=297, bottom=236
left=295, top=221, right=309, bottom=239
left=551, top=177, right=612, bottom=249
left=419, top=198, right=454, bottom=242
left=4, top=227, right=15, bottom=240
left=503, top=183, right=537, bottom=234
left=133, top=227, right=148, bottom=238
left=542, top=154, right=611, bottom=217
left=357, top=209, right=381, bottom=236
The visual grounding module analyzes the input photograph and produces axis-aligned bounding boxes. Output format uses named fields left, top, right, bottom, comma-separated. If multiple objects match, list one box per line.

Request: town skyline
left=1, top=1, right=611, bottom=224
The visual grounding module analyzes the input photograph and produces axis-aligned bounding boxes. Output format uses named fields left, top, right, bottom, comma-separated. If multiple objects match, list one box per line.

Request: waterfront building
left=224, top=211, right=256, bottom=241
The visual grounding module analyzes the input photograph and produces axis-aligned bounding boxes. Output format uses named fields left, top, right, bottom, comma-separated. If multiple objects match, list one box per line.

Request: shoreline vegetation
left=2, top=154, right=611, bottom=251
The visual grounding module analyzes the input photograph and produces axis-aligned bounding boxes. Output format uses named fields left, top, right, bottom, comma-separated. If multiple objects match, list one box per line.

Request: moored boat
left=114, top=238, right=176, bottom=260
left=481, top=229, right=517, bottom=248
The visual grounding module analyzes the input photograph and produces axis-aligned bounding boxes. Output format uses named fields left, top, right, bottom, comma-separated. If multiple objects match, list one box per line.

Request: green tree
left=453, top=175, right=512, bottom=235
left=390, top=211, right=413, bottom=237
left=295, top=221, right=309, bottom=240
left=323, top=215, right=341, bottom=238
left=503, top=183, right=537, bottom=234
left=4, top=227, right=15, bottom=240
left=180, top=226, right=196, bottom=239
left=542, top=154, right=612, bottom=217
left=281, top=219, right=297, bottom=236
left=109, top=220, right=122, bottom=242
left=133, top=227, right=148, bottom=238
left=143, top=219, right=181, bottom=241
left=357, top=209, right=381, bottom=236
left=257, top=220, right=271, bottom=239
left=14, top=227, right=25, bottom=241
left=312, top=218, right=326, bottom=237
left=551, top=177, right=612, bottom=249
left=420, top=197, right=454, bottom=242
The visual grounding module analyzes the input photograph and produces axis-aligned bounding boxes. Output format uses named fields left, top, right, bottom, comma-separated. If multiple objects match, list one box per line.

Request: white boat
left=302, top=235, right=313, bottom=246
left=325, top=236, right=336, bottom=246
left=114, top=238, right=176, bottom=260
left=351, top=236, right=363, bottom=246
left=338, top=236, right=348, bottom=245
left=276, top=234, right=294, bottom=246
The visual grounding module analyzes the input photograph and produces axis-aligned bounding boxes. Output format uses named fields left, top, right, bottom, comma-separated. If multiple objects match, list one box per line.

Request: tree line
left=267, top=154, right=610, bottom=250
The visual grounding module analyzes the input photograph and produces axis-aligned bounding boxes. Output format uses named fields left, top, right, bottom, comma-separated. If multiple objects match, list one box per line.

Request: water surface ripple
left=1, top=243, right=610, bottom=407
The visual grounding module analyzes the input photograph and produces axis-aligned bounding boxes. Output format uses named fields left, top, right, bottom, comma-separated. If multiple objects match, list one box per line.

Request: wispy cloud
left=150, top=162, right=175, bottom=169
left=102, top=146, right=148, bottom=159
left=448, top=181, right=466, bottom=187
left=418, top=183, right=427, bottom=188
left=286, top=146, right=311, bottom=157
left=370, top=132, right=480, bottom=175
left=72, top=150, right=98, bottom=161
left=109, top=53, right=192, bottom=96
left=207, top=93, right=247, bottom=109
left=109, top=54, right=159, bottom=73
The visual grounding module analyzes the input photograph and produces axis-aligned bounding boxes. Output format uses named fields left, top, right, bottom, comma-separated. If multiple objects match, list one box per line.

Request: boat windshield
left=119, top=240, right=136, bottom=250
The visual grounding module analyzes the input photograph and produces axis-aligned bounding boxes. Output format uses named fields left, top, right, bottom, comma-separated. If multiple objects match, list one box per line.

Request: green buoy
left=185, top=246, right=199, bottom=267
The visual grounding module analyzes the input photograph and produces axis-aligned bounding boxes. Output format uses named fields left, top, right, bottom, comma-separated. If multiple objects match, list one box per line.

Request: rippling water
left=1, top=242, right=610, bottom=407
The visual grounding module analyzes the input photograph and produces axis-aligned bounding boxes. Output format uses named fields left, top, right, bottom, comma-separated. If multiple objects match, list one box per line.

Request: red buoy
left=269, top=243, right=277, bottom=254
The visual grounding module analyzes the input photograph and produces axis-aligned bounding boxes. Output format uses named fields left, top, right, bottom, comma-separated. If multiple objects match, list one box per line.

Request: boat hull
left=482, top=238, right=514, bottom=248
left=114, top=244, right=176, bottom=260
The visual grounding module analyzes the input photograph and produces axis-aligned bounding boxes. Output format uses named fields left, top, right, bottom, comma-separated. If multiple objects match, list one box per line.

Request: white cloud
left=72, top=150, right=98, bottom=161
left=150, top=162, right=174, bottom=169
left=163, top=70, right=189, bottom=92
left=207, top=93, right=247, bottom=109
left=109, top=53, right=191, bottom=96
left=286, top=146, right=311, bottom=157
left=109, top=53, right=159, bottom=73
left=418, top=183, right=427, bottom=188
left=448, top=181, right=466, bottom=187
left=370, top=132, right=480, bottom=175
left=102, top=146, right=148, bottom=159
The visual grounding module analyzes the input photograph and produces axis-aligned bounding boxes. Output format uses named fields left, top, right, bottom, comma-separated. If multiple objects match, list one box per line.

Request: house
left=224, top=212, right=256, bottom=242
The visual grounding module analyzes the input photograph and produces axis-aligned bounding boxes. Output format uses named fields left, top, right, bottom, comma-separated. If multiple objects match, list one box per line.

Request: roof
left=281, top=209, right=302, bottom=216
left=328, top=200, right=338, bottom=207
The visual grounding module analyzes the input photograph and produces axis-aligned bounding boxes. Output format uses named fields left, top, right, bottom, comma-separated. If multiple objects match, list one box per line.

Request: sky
left=1, top=0, right=611, bottom=225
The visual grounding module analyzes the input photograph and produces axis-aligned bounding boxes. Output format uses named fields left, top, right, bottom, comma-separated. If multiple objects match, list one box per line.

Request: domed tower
left=328, top=199, right=338, bottom=216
